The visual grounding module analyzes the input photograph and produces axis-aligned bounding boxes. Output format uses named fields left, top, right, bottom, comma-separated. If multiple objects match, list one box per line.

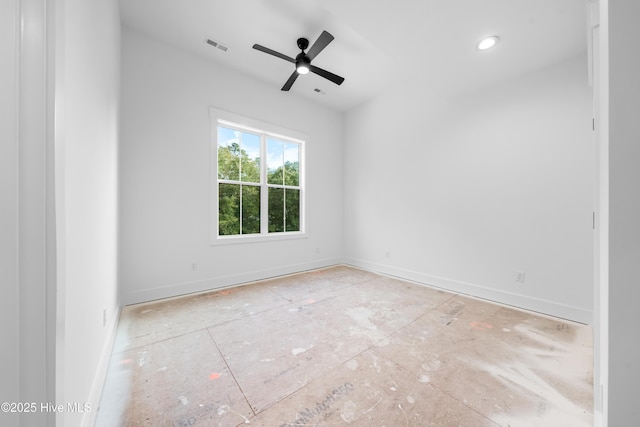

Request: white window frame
left=210, top=108, right=306, bottom=245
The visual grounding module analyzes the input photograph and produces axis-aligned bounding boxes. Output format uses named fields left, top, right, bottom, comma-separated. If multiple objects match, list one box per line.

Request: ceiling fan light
left=477, top=36, right=500, bottom=51
left=296, top=54, right=311, bottom=75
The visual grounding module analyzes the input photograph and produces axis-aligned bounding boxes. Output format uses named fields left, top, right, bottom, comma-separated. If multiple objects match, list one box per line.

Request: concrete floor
left=96, top=265, right=593, bottom=426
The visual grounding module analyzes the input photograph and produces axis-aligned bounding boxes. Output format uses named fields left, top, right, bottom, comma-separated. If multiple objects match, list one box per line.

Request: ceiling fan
left=252, top=30, right=345, bottom=91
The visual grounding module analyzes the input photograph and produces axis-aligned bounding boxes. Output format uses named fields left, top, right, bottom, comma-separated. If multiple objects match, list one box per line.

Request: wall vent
left=206, top=38, right=228, bottom=52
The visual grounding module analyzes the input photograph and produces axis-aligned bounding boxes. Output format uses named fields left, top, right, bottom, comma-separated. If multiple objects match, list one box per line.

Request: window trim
left=210, top=108, right=307, bottom=245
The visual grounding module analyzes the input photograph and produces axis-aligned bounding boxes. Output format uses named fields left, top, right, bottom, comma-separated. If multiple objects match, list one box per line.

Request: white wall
left=344, top=55, right=594, bottom=323
left=119, top=28, right=344, bottom=304
left=607, top=0, right=640, bottom=424
left=0, top=0, right=20, bottom=425
left=58, top=0, right=121, bottom=425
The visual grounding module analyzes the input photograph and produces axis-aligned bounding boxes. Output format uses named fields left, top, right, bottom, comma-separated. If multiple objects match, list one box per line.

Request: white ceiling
left=120, top=0, right=588, bottom=112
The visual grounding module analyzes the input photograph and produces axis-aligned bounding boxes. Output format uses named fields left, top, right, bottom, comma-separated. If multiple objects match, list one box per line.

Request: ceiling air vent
left=205, top=38, right=228, bottom=52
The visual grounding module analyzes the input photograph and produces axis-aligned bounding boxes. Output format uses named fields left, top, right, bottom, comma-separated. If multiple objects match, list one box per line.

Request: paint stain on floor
left=95, top=265, right=593, bottom=426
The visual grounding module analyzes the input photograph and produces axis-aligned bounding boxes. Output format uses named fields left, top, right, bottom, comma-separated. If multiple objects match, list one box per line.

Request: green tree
left=219, top=183, right=240, bottom=235
left=218, top=143, right=261, bottom=235
left=284, top=161, right=299, bottom=186
left=267, top=161, right=300, bottom=233
left=217, top=140, right=300, bottom=235
left=218, top=142, right=260, bottom=182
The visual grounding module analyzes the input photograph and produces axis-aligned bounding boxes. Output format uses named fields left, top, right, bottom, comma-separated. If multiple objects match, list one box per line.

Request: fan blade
left=306, top=30, right=334, bottom=61
left=309, top=65, right=345, bottom=86
left=281, top=71, right=299, bottom=91
left=252, top=44, right=295, bottom=63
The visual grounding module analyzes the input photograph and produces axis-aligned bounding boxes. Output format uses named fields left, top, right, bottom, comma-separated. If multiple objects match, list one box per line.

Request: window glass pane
left=283, top=143, right=299, bottom=186
left=285, top=189, right=300, bottom=232
left=268, top=187, right=284, bottom=233
left=217, top=127, right=240, bottom=181
left=240, top=132, right=260, bottom=183
left=215, top=116, right=303, bottom=238
left=242, top=185, right=260, bottom=234
left=267, top=138, right=284, bottom=185
left=218, top=183, right=240, bottom=235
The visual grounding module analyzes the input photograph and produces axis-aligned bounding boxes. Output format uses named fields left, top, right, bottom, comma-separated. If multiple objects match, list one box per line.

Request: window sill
left=211, top=232, right=307, bottom=246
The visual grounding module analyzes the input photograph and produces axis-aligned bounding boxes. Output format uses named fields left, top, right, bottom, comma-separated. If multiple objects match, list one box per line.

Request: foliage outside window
left=214, top=114, right=304, bottom=241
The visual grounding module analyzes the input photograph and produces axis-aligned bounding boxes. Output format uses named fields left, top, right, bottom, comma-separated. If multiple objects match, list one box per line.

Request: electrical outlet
left=385, top=250, right=391, bottom=258
left=191, top=262, right=198, bottom=271
left=515, top=271, right=526, bottom=283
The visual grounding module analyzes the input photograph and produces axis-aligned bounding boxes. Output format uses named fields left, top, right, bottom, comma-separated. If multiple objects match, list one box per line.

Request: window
left=211, top=108, right=305, bottom=243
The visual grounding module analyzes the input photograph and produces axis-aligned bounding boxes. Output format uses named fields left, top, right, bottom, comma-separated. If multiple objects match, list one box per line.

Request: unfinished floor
left=96, top=265, right=593, bottom=426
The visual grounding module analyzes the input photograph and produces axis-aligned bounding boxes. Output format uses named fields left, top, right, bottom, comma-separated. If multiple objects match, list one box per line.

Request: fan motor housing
left=296, top=52, right=311, bottom=65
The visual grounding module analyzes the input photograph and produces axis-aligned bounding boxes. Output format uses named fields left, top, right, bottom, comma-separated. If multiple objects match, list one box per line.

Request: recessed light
left=476, top=36, right=500, bottom=51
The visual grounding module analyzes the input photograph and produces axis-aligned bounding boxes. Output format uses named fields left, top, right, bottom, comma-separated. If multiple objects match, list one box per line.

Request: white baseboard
left=594, top=410, right=603, bottom=427
left=81, top=304, right=122, bottom=427
left=122, top=257, right=344, bottom=306
left=344, top=258, right=592, bottom=324
left=122, top=256, right=592, bottom=323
